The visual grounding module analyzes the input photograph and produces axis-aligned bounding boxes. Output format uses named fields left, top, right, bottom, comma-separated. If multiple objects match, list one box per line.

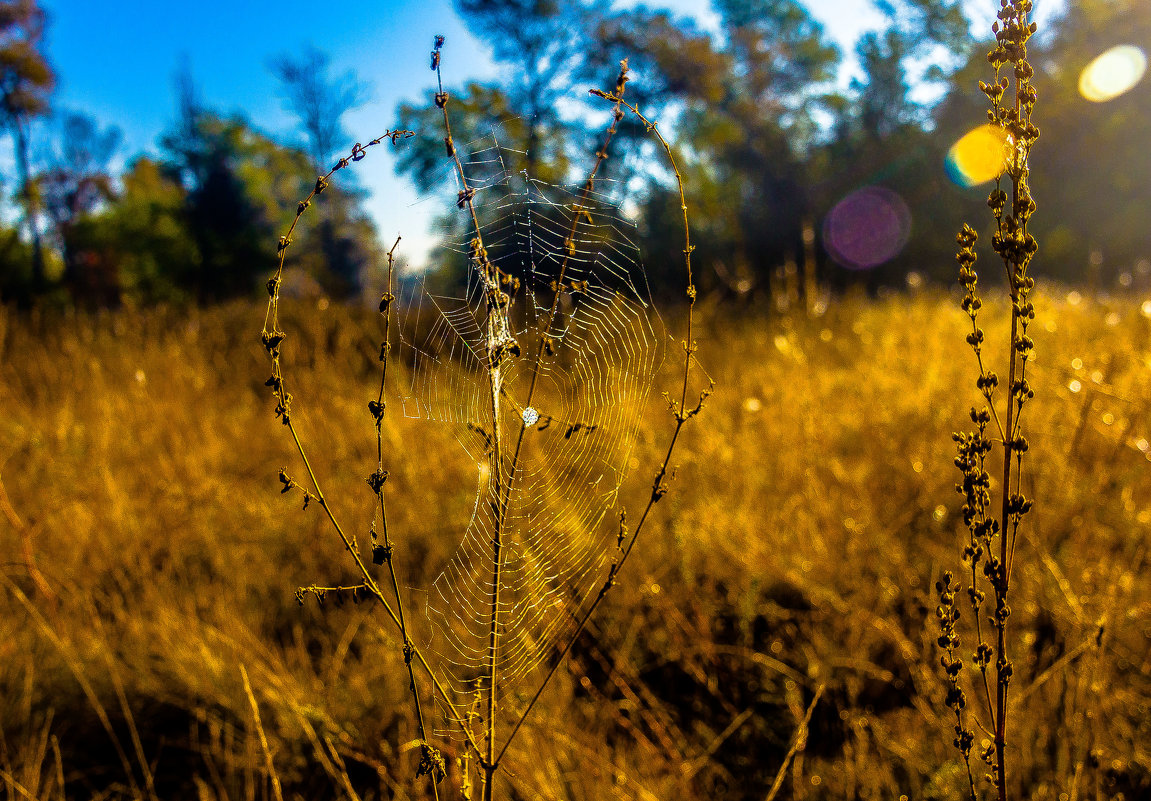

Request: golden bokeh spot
left=945, top=124, right=1010, bottom=187
left=1079, top=45, right=1147, bottom=103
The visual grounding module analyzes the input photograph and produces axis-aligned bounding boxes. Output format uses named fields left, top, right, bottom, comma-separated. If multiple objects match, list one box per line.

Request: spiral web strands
left=393, top=132, right=665, bottom=738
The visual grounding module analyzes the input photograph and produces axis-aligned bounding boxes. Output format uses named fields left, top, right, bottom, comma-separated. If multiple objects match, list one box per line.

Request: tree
left=165, top=64, right=380, bottom=301
left=853, top=29, right=915, bottom=140
left=160, top=67, right=286, bottom=301
left=657, top=0, right=841, bottom=295
left=713, top=0, right=841, bottom=147
left=1024, top=0, right=1151, bottom=281
left=457, top=0, right=598, bottom=180
left=270, top=45, right=366, bottom=172
left=395, top=82, right=538, bottom=289
left=792, top=0, right=973, bottom=290
left=37, top=111, right=122, bottom=301
left=270, top=47, right=376, bottom=296
left=872, top=0, right=970, bottom=57
left=0, top=0, right=54, bottom=295
left=580, top=6, right=730, bottom=187
left=61, top=157, right=193, bottom=306
left=397, top=82, right=537, bottom=194
left=925, top=0, right=1151, bottom=287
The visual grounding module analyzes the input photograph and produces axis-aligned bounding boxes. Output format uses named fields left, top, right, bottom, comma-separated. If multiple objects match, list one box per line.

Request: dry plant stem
left=372, top=238, right=442, bottom=799
left=482, top=343, right=504, bottom=800
left=284, top=415, right=480, bottom=760
left=261, top=132, right=485, bottom=769
left=487, top=58, right=630, bottom=758
left=430, top=40, right=505, bottom=796
left=989, top=5, right=1038, bottom=793
left=589, top=90, right=709, bottom=431
left=495, top=62, right=631, bottom=638
left=493, top=86, right=713, bottom=769
left=946, top=3, right=1039, bottom=800
left=517, top=60, right=630, bottom=413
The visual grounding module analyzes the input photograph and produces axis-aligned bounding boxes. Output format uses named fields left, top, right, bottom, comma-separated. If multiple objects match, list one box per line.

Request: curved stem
left=374, top=238, right=440, bottom=800
left=494, top=83, right=713, bottom=768
left=262, top=132, right=485, bottom=771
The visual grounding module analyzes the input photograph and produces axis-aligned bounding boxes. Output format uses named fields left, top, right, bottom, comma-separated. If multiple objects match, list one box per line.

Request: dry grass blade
left=240, top=664, right=284, bottom=801
left=105, top=655, right=157, bottom=801
left=0, top=473, right=56, bottom=606
left=3, top=577, right=142, bottom=798
left=764, top=684, right=825, bottom=801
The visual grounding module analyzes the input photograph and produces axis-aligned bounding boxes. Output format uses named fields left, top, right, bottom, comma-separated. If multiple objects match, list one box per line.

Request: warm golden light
left=1079, top=45, right=1147, bottom=102
left=945, top=124, right=1009, bottom=187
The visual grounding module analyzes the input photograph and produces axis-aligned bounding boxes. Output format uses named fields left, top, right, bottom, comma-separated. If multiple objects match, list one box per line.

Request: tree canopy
left=2, top=0, right=1148, bottom=307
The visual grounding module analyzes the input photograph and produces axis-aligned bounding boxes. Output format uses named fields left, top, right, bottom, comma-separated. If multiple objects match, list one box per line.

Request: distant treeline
left=1, top=0, right=1148, bottom=308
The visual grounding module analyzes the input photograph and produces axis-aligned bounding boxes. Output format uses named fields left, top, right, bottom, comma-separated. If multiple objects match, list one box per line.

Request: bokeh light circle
left=822, top=186, right=912, bottom=271
left=946, top=124, right=1009, bottom=187
left=1079, top=45, right=1147, bottom=102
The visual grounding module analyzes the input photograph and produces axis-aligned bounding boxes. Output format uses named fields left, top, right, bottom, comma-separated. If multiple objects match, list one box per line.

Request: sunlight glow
left=1079, top=45, right=1147, bottom=103
left=945, top=124, right=1009, bottom=187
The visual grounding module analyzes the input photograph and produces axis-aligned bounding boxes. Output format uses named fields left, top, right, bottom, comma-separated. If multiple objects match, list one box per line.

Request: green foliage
left=0, top=0, right=52, bottom=128
left=457, top=0, right=592, bottom=178
left=159, top=108, right=282, bottom=301
left=37, top=112, right=122, bottom=305
left=0, top=218, right=37, bottom=301
left=0, top=40, right=382, bottom=307
left=36, top=108, right=379, bottom=307
left=638, top=0, right=840, bottom=296
left=0, top=0, right=1146, bottom=309
left=581, top=6, right=728, bottom=185
left=70, top=157, right=199, bottom=305
left=395, top=82, right=535, bottom=287
left=401, top=0, right=1148, bottom=298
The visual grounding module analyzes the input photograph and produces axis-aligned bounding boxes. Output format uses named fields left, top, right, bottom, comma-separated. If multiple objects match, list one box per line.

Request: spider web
left=393, top=131, right=665, bottom=737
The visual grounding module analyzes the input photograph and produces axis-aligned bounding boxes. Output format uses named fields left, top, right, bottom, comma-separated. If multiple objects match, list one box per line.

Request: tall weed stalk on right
left=937, top=1, right=1040, bottom=800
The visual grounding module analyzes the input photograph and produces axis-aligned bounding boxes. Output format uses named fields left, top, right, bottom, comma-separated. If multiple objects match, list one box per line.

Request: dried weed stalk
left=938, top=2, right=1040, bottom=800
left=261, top=126, right=467, bottom=799
left=259, top=37, right=710, bottom=800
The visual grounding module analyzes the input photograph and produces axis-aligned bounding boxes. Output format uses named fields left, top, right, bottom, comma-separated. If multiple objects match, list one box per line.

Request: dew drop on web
left=522, top=406, right=539, bottom=427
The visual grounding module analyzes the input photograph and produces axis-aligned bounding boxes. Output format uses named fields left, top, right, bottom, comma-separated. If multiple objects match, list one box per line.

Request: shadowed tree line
left=1, top=0, right=1149, bottom=308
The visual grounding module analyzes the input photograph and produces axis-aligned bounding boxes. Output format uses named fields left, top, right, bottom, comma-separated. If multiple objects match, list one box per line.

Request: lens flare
left=822, top=186, right=912, bottom=271
left=945, top=124, right=1009, bottom=187
left=1079, top=45, right=1146, bottom=102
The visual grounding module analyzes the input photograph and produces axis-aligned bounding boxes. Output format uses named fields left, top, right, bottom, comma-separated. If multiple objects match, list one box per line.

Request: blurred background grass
left=1, top=289, right=1148, bottom=800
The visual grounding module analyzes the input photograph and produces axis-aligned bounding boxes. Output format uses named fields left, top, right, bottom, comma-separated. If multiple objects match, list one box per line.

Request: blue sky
left=41, top=0, right=1066, bottom=267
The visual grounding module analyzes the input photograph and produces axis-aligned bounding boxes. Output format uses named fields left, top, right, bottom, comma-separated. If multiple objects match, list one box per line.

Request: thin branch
left=261, top=131, right=486, bottom=769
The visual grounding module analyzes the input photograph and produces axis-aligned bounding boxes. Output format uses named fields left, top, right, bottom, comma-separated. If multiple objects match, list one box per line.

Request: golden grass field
left=1, top=288, right=1148, bottom=800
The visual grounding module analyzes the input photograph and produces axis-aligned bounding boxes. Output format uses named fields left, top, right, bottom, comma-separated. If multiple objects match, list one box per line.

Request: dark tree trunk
left=13, top=120, right=46, bottom=291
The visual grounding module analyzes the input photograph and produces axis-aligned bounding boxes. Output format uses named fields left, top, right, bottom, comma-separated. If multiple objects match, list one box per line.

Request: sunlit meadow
left=3, top=0, right=1151, bottom=799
